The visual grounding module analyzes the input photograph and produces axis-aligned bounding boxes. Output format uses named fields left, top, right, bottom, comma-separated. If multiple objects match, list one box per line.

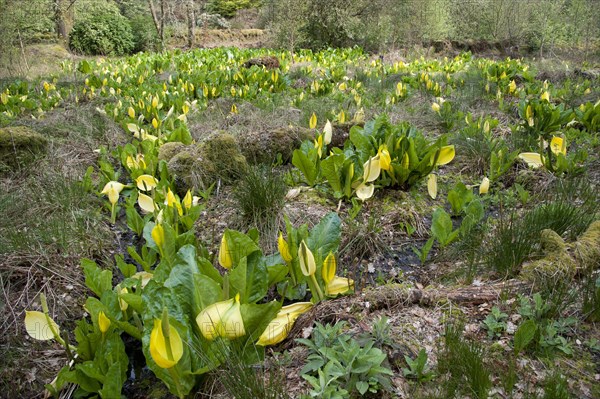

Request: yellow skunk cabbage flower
left=363, top=155, right=381, bottom=183
left=101, top=181, right=125, bottom=205
left=218, top=233, right=233, bottom=269
left=118, top=286, right=128, bottom=311
left=518, top=152, right=543, bottom=168
left=540, top=91, right=550, bottom=102
left=323, top=120, right=333, bottom=145
left=298, top=240, right=316, bottom=277
left=278, top=232, right=293, bottom=263
left=435, top=145, right=455, bottom=166
left=128, top=107, right=135, bottom=119
left=150, top=318, right=183, bottom=369
left=508, top=80, right=517, bottom=94
left=338, top=109, right=346, bottom=123
left=25, top=311, right=60, bottom=341
left=378, top=146, right=391, bottom=171
left=550, top=136, right=567, bottom=156
left=98, top=311, right=111, bottom=334
left=152, top=118, right=159, bottom=129
left=355, top=183, right=375, bottom=201
left=196, top=294, right=246, bottom=340
left=138, top=193, right=157, bottom=213
left=479, top=177, right=490, bottom=195
left=256, top=302, right=313, bottom=346
left=526, top=105, right=534, bottom=127
left=231, top=104, right=238, bottom=114
left=126, top=154, right=146, bottom=170
left=136, top=175, right=158, bottom=191
left=322, top=253, right=336, bottom=285
left=427, top=174, right=438, bottom=199
left=309, top=112, right=317, bottom=129
left=326, top=276, right=354, bottom=296
left=132, top=271, right=153, bottom=288
left=483, top=120, right=490, bottom=134
left=151, top=224, right=164, bottom=250
left=314, top=134, right=324, bottom=158
left=182, top=190, right=194, bottom=210
left=353, top=107, right=365, bottom=123
left=165, top=189, right=183, bottom=216
left=431, top=102, right=440, bottom=113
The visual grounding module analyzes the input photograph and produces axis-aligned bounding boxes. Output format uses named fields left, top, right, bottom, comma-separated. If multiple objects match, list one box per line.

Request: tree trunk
left=53, top=0, right=68, bottom=41
left=147, top=0, right=164, bottom=50
left=187, top=0, right=195, bottom=48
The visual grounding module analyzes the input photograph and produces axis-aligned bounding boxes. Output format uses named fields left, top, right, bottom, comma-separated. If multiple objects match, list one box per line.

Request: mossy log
left=0, top=126, right=48, bottom=171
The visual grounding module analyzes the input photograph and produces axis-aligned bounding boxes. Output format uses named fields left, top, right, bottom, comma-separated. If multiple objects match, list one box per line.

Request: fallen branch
left=281, top=279, right=530, bottom=348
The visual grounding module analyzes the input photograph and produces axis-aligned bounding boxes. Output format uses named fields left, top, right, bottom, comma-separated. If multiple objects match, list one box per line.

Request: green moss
left=521, top=229, right=576, bottom=282
left=574, top=220, right=600, bottom=270
left=165, top=133, right=247, bottom=194
left=237, top=126, right=313, bottom=164
left=157, top=141, right=186, bottom=162
left=0, top=126, right=48, bottom=171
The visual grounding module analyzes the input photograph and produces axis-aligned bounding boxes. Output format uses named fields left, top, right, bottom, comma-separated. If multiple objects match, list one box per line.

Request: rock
left=166, top=133, right=247, bottom=194
left=237, top=126, right=313, bottom=164
left=0, top=126, right=48, bottom=171
left=242, top=56, right=280, bottom=69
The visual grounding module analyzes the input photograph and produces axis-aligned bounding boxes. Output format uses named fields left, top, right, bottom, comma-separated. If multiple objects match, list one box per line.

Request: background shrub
left=69, top=8, right=134, bottom=55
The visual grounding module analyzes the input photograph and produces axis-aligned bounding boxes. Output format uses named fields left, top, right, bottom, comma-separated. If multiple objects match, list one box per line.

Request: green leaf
left=115, top=254, right=136, bottom=278
left=307, top=212, right=342, bottom=266
left=168, top=124, right=193, bottom=145
left=320, top=154, right=345, bottom=196
left=431, top=208, right=454, bottom=247
left=514, top=319, right=537, bottom=355
left=292, top=148, right=318, bottom=186
left=356, top=381, right=369, bottom=395
left=81, top=259, right=112, bottom=297
left=230, top=251, right=268, bottom=304
left=126, top=205, right=145, bottom=236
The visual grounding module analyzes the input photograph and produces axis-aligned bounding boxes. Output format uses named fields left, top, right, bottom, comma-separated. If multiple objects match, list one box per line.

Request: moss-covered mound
left=0, top=126, right=48, bottom=171
left=237, top=126, right=313, bottom=164
left=166, top=133, right=247, bottom=194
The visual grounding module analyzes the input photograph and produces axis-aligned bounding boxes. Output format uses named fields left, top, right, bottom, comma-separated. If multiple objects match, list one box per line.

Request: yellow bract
left=325, top=276, right=354, bottom=296
left=298, top=240, right=316, bottom=277
left=323, top=120, right=333, bottom=145
left=25, top=311, right=60, bottom=341
left=363, top=155, right=381, bottom=183
left=128, top=107, right=135, bottom=118
left=518, top=152, right=543, bottom=168
left=151, top=224, right=165, bottom=250
left=431, top=102, right=440, bottom=113
left=138, top=192, right=157, bottom=213
left=182, top=190, right=193, bottom=210
left=322, top=252, right=336, bottom=285
left=132, top=271, right=153, bottom=288
left=150, top=319, right=183, bottom=369
left=479, top=177, right=490, bottom=195
left=550, top=136, right=567, bottom=155
left=256, top=302, right=313, bottom=346
left=427, top=174, right=437, bottom=199
left=378, top=146, right=391, bottom=171
left=98, top=311, right=111, bottom=333
left=540, top=91, right=550, bottom=102
left=136, top=175, right=158, bottom=191
left=101, top=181, right=125, bottom=205
left=165, top=189, right=183, bottom=216
left=196, top=294, right=246, bottom=340
left=218, top=233, right=233, bottom=269
left=278, top=232, right=293, bottom=263
left=435, top=145, right=455, bottom=166
left=309, top=112, right=317, bottom=129
left=355, top=183, right=375, bottom=201
left=509, top=80, right=517, bottom=94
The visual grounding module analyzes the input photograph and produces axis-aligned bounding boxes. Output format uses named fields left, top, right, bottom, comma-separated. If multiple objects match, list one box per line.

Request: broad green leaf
left=514, top=319, right=537, bottom=355
left=81, top=259, right=112, bottom=297
left=292, top=148, right=318, bottom=186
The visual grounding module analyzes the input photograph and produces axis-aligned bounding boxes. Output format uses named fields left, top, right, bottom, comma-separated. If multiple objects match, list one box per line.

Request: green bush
left=69, top=11, right=134, bottom=56
left=207, top=0, right=258, bottom=18
left=128, top=15, right=159, bottom=52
